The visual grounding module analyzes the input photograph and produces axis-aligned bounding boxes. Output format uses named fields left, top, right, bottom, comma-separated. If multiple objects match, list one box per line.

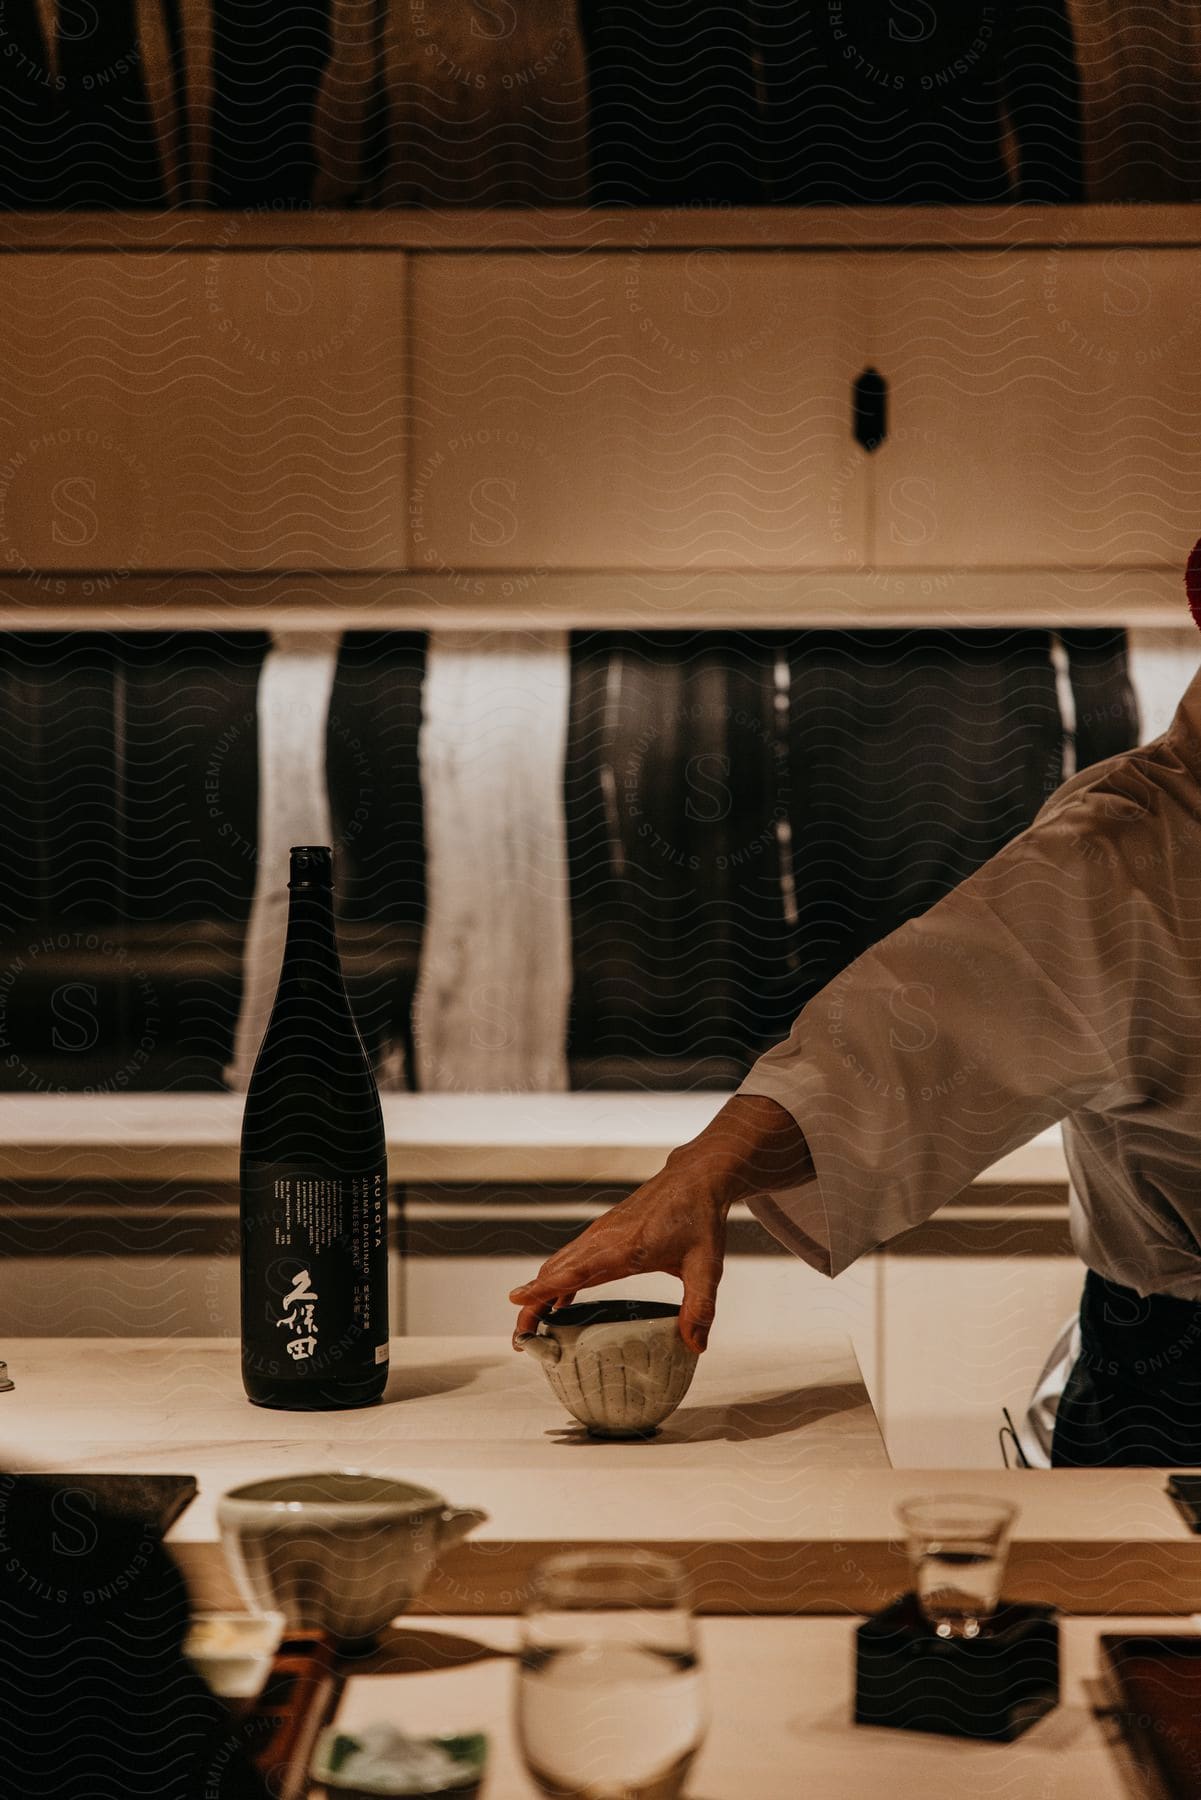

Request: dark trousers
left=1052, top=1272, right=1201, bottom=1467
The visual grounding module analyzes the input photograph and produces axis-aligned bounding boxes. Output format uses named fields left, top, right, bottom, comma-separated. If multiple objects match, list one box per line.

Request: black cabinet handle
left=852, top=367, right=888, bottom=453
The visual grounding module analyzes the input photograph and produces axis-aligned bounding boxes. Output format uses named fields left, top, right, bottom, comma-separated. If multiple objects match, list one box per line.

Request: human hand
left=509, top=1166, right=729, bottom=1355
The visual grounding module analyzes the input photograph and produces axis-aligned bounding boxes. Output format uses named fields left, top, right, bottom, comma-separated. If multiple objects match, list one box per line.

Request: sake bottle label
left=242, top=1164, right=387, bottom=1380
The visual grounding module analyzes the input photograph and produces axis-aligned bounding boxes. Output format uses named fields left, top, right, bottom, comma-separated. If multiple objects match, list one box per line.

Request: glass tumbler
left=898, top=1495, right=1019, bottom=1639
left=516, top=1548, right=706, bottom=1800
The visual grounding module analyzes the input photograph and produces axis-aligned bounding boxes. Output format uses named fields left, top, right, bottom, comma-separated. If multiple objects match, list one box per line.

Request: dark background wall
left=0, top=627, right=1136, bottom=1093
left=0, top=1, right=1197, bottom=208
left=0, top=3, right=1165, bottom=1088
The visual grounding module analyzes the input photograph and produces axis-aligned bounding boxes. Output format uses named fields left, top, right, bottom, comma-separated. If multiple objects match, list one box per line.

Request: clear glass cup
left=516, top=1548, right=707, bottom=1800
left=898, top=1495, right=1019, bottom=1640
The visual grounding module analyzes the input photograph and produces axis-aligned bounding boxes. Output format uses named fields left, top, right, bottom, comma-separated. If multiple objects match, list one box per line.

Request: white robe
left=739, top=660, right=1201, bottom=1301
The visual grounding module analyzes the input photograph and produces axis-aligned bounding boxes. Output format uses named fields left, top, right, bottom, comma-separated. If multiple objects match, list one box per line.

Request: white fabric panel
left=226, top=631, right=342, bottom=1091
left=414, top=629, right=572, bottom=1093
left=1128, top=627, right=1200, bottom=745
left=1049, top=634, right=1076, bottom=780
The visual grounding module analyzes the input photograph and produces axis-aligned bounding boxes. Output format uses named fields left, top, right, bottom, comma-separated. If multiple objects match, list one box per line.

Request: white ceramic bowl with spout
left=216, top=1470, right=487, bottom=1645
left=519, top=1300, right=699, bottom=1437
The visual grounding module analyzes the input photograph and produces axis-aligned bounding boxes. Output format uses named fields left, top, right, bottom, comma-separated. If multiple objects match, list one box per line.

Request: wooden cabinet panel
left=880, top=1237, right=1083, bottom=1468
left=0, top=253, right=407, bottom=572
left=873, top=250, right=1201, bottom=569
left=411, top=252, right=870, bottom=571
left=0, top=1243, right=406, bottom=1336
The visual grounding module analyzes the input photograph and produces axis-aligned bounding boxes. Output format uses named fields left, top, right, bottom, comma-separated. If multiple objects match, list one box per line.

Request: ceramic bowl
left=519, top=1300, right=698, bottom=1437
left=216, top=1471, right=487, bottom=1645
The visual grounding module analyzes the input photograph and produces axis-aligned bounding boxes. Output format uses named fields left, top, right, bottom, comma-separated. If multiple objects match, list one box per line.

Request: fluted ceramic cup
left=217, top=1470, right=487, bottom=1647
left=519, top=1300, right=699, bottom=1438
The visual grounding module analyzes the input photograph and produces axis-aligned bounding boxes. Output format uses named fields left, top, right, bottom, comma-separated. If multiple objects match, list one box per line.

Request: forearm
left=663, top=1094, right=814, bottom=1214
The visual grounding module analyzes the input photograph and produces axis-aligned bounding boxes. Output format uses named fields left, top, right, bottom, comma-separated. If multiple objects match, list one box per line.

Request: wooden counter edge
left=2, top=203, right=1199, bottom=252
left=173, top=1537, right=1201, bottom=1621
left=0, top=1095, right=1069, bottom=1187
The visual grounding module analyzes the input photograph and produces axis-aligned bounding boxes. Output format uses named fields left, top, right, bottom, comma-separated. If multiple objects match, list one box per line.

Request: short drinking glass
left=899, top=1495, right=1018, bottom=1639
left=516, top=1549, right=706, bottom=1800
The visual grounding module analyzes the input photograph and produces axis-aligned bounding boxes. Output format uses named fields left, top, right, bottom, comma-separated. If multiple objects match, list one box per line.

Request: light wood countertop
left=331, top=1613, right=1166, bottom=1800
left=5, top=1337, right=1201, bottom=1618
left=2, top=1333, right=887, bottom=1614
left=0, top=1093, right=1068, bottom=1187
left=0, top=1333, right=886, bottom=1479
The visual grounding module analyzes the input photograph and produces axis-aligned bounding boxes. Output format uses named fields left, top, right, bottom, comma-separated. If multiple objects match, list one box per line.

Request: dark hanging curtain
left=0, top=5, right=61, bottom=209
left=0, top=627, right=1138, bottom=1091
left=0, top=628, right=427, bottom=1095
left=0, top=0, right=1087, bottom=210
left=754, top=0, right=1085, bottom=204
left=579, top=2, right=765, bottom=205
left=326, top=631, right=426, bottom=1081
left=567, top=632, right=790, bottom=1088
left=55, top=0, right=168, bottom=205
left=0, top=0, right=169, bottom=207
left=1059, top=627, right=1141, bottom=771
left=0, top=632, right=266, bottom=1091
left=0, top=0, right=340, bottom=209
left=566, top=628, right=1136, bottom=1090
left=208, top=0, right=333, bottom=207
left=580, top=0, right=1084, bottom=207
left=776, top=630, right=1066, bottom=1012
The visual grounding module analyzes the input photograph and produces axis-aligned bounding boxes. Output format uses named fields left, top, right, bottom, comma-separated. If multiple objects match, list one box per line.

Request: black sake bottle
left=239, top=846, right=388, bottom=1408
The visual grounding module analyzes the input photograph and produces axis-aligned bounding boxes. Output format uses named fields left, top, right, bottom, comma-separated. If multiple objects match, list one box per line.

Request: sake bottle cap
left=288, top=846, right=333, bottom=888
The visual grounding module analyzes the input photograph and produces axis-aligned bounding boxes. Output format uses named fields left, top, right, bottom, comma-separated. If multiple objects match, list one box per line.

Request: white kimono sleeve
left=737, top=817, right=1121, bottom=1276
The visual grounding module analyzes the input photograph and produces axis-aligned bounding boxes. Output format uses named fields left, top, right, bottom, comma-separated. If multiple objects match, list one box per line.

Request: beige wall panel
left=881, top=1245, right=1086, bottom=1468
left=0, top=1252, right=240, bottom=1336
left=0, top=1243, right=406, bottom=1337
left=873, top=249, right=1201, bottom=570
left=0, top=252, right=407, bottom=572
left=411, top=252, right=870, bottom=572
left=1129, top=625, right=1201, bottom=741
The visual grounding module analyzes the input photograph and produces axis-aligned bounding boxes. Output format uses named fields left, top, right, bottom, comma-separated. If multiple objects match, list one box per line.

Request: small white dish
left=184, top=1609, right=286, bottom=1699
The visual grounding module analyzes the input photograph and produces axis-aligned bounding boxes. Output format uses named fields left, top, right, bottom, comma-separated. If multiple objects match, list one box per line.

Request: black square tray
left=855, top=1592, right=1059, bottom=1741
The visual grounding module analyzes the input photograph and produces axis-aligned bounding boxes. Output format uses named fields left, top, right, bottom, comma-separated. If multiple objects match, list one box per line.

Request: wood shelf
left=0, top=570, right=1185, bottom=634
left=2, top=204, right=1200, bottom=254
left=0, top=1092, right=1067, bottom=1186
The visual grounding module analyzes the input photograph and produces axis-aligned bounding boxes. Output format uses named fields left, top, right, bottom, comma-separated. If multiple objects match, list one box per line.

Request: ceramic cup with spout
left=216, top=1470, right=487, bottom=1646
left=519, top=1300, right=699, bottom=1438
